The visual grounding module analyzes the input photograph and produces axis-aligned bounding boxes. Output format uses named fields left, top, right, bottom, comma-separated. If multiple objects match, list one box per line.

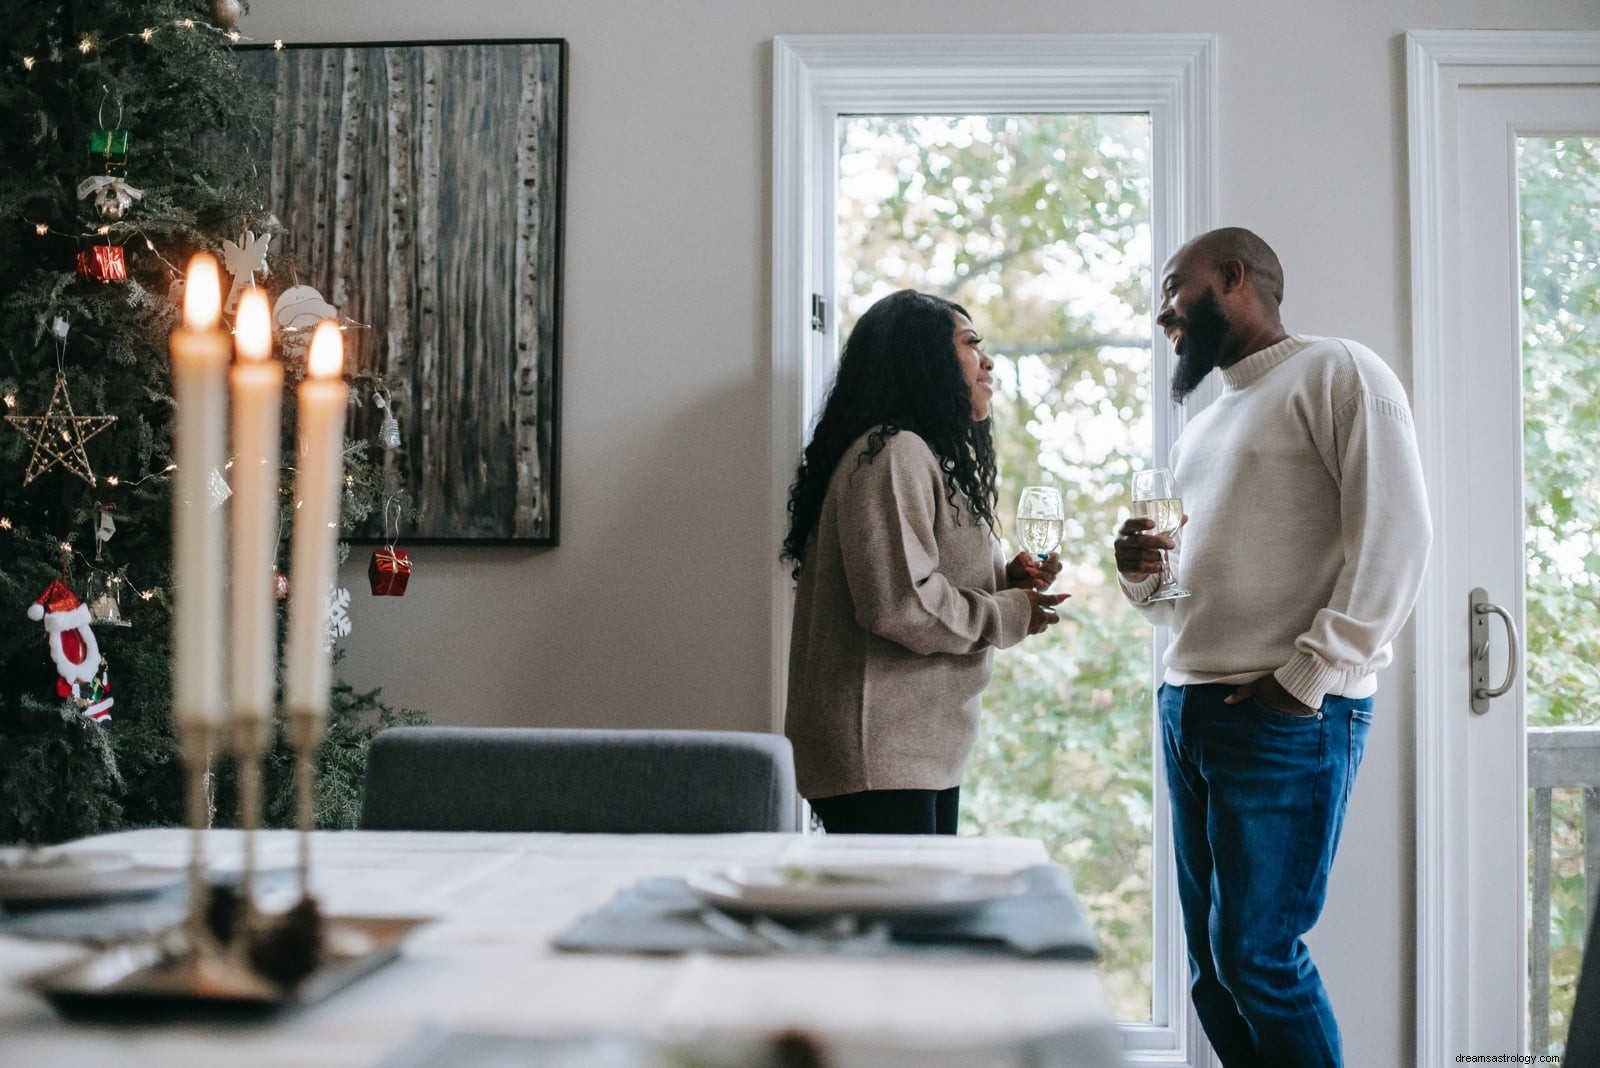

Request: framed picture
left=240, top=39, right=566, bottom=543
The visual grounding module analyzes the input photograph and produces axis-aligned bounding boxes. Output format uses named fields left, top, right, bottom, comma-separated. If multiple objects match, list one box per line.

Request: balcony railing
left=1529, top=724, right=1600, bottom=1053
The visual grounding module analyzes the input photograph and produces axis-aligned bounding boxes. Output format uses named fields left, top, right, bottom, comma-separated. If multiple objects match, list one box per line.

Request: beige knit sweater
left=784, top=430, right=1034, bottom=799
left=1120, top=335, right=1432, bottom=707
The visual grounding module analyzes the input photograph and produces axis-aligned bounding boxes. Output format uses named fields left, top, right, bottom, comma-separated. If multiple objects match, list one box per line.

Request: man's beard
left=1170, top=289, right=1230, bottom=403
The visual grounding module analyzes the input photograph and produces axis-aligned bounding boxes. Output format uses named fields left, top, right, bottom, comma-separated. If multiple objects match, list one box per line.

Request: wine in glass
left=1016, top=485, right=1065, bottom=565
left=1129, top=468, right=1191, bottom=601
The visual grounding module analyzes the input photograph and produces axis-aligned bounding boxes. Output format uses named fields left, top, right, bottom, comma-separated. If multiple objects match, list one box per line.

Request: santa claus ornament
left=27, top=579, right=114, bottom=722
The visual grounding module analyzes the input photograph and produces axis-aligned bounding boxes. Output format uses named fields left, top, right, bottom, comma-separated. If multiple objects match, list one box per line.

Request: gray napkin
left=551, top=863, right=1100, bottom=960
left=0, top=868, right=295, bottom=945
left=377, top=1023, right=1127, bottom=1068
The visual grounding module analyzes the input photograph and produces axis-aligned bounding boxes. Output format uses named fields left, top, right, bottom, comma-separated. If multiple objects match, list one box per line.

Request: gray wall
left=244, top=2, right=1600, bottom=1065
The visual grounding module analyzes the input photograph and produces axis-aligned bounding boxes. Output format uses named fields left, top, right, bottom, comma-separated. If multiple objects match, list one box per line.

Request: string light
left=273, top=40, right=285, bottom=50
left=105, top=475, right=119, bottom=486
left=3, top=393, right=14, bottom=408
left=0, top=518, right=11, bottom=531
left=9, top=18, right=263, bottom=73
left=34, top=223, right=48, bottom=236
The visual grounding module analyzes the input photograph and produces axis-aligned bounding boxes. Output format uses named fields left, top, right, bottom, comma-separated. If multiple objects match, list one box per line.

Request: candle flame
left=235, top=288, right=272, bottom=361
left=307, top=320, right=344, bottom=379
left=182, top=253, right=222, bottom=330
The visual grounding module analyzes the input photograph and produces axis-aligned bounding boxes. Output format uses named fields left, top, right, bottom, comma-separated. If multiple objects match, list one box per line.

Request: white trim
left=771, top=32, right=1216, bottom=1063
left=1405, top=29, right=1600, bottom=1068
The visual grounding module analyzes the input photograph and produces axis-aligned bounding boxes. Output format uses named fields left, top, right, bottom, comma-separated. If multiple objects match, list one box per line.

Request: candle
left=170, top=253, right=229, bottom=727
left=229, top=288, right=282, bottom=743
left=284, top=321, right=347, bottom=721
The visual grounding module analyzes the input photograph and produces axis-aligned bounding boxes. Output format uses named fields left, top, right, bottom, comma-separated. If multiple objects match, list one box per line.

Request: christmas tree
left=0, top=0, right=421, bottom=845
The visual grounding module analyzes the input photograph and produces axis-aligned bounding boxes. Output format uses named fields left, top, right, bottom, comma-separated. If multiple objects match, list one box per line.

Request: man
left=1114, top=228, right=1430, bottom=1067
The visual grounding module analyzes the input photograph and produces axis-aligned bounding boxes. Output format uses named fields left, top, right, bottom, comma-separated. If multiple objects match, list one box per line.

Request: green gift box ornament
left=89, top=128, right=129, bottom=169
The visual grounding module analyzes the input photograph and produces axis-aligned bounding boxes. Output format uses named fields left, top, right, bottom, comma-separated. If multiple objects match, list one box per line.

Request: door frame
left=1406, top=29, right=1600, bottom=1066
left=769, top=33, right=1217, bottom=1063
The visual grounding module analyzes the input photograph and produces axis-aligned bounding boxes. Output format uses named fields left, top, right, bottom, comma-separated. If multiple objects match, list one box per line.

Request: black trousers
left=807, top=786, right=960, bottom=835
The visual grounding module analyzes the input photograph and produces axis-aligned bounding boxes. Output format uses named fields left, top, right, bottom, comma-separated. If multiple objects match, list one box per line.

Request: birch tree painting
left=242, top=41, right=565, bottom=542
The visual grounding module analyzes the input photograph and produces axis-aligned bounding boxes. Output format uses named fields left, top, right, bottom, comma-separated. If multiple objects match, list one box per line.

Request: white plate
left=684, top=863, right=1024, bottom=919
left=0, top=849, right=184, bottom=906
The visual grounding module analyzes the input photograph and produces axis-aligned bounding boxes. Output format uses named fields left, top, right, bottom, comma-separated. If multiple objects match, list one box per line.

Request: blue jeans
left=1159, top=682, right=1372, bottom=1068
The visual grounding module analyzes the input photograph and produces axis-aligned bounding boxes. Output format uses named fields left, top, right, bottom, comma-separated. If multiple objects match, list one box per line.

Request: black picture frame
left=239, top=39, right=566, bottom=544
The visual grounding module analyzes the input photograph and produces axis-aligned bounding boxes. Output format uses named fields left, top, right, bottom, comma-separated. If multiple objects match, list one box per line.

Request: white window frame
left=769, top=33, right=1218, bottom=1064
left=1405, top=29, right=1600, bottom=1068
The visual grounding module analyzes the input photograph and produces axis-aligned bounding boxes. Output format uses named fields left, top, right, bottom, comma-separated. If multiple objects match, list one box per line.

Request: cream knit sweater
left=784, top=430, right=1034, bottom=799
left=1121, top=335, right=1431, bottom=707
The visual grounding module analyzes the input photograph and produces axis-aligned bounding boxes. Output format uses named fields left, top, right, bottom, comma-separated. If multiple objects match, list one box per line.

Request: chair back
left=359, top=726, right=799, bottom=833
left=1569, top=903, right=1600, bottom=1066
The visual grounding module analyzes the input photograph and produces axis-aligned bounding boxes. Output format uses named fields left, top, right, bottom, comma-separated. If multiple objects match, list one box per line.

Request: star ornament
left=5, top=372, right=117, bottom=486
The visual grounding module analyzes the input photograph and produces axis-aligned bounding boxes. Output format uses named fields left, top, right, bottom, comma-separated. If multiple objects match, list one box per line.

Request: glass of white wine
left=1129, top=468, right=1191, bottom=601
left=1016, top=485, right=1065, bottom=565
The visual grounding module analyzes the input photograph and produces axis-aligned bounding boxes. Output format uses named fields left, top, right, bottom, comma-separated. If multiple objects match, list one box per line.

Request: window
left=771, top=34, right=1217, bottom=1062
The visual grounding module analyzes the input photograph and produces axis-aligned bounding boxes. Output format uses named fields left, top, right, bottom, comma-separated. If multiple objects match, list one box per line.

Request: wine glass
left=1015, top=486, right=1065, bottom=566
left=1129, top=468, right=1191, bottom=602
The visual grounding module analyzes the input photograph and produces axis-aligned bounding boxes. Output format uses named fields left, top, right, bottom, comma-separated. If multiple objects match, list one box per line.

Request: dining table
left=0, top=828, right=1119, bottom=1067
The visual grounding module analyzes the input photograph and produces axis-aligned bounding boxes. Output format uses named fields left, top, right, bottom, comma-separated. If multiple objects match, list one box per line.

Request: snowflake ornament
left=324, top=584, right=352, bottom=651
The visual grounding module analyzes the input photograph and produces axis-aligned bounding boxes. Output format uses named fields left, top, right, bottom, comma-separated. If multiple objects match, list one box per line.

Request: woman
left=781, top=289, right=1067, bottom=835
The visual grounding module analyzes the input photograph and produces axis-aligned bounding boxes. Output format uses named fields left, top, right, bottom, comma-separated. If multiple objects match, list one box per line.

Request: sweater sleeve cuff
left=1276, top=653, right=1343, bottom=709
left=1118, top=572, right=1161, bottom=604
left=995, top=588, right=1034, bottom=650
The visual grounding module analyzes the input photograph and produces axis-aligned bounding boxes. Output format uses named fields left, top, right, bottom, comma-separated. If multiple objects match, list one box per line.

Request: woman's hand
left=1025, top=590, right=1070, bottom=635
left=1007, top=551, right=1062, bottom=591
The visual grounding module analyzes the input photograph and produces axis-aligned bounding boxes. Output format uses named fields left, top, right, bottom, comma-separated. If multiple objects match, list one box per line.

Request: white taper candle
left=170, top=253, right=229, bottom=727
left=228, top=288, right=283, bottom=743
left=284, top=321, right=347, bottom=720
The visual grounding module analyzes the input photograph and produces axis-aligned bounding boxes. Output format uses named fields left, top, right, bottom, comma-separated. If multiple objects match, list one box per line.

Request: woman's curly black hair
left=781, top=289, right=997, bottom=577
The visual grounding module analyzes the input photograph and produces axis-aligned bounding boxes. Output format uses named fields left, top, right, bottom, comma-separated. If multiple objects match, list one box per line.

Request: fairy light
left=58, top=540, right=72, bottom=555
left=228, top=31, right=241, bottom=44
left=105, top=474, right=120, bottom=486
left=0, top=518, right=11, bottom=531
left=4, top=393, right=15, bottom=408
left=77, top=37, right=94, bottom=54
left=21, top=56, right=35, bottom=70
left=273, top=40, right=285, bottom=50
left=34, top=223, right=48, bottom=236
left=181, top=18, right=195, bottom=29
left=96, top=224, right=111, bottom=235
left=140, top=28, right=155, bottom=43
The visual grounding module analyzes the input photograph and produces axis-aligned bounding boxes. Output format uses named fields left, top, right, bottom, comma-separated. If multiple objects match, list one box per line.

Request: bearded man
left=1112, top=227, right=1431, bottom=1067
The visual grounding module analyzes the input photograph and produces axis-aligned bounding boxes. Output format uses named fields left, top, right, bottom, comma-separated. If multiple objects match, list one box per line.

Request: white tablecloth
left=0, top=829, right=1113, bottom=1067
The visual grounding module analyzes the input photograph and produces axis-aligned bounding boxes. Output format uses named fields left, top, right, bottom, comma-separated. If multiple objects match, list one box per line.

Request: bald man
left=1112, top=228, right=1431, bottom=1067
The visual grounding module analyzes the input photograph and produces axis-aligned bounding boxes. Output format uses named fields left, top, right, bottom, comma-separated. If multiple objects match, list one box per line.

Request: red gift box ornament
left=76, top=244, right=128, bottom=283
left=368, top=547, right=411, bottom=596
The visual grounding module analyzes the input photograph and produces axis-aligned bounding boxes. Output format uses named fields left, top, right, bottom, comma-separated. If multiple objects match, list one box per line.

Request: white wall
left=244, top=3, right=1600, bottom=1065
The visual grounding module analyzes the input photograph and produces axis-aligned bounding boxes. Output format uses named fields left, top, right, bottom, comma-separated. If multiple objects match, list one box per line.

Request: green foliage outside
left=837, top=114, right=1158, bottom=1020
left=0, top=0, right=421, bottom=845
left=1519, top=134, right=1600, bottom=1055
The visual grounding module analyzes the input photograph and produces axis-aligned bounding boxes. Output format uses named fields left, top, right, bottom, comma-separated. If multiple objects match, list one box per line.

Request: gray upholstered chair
left=1568, top=905, right=1599, bottom=1066
left=359, top=726, right=800, bottom=833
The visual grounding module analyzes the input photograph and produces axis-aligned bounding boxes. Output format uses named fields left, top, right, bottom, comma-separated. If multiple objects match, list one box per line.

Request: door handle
left=1469, top=587, right=1521, bottom=715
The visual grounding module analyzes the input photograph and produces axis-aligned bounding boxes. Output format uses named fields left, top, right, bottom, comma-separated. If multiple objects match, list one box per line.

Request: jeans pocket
left=1250, top=697, right=1322, bottom=722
